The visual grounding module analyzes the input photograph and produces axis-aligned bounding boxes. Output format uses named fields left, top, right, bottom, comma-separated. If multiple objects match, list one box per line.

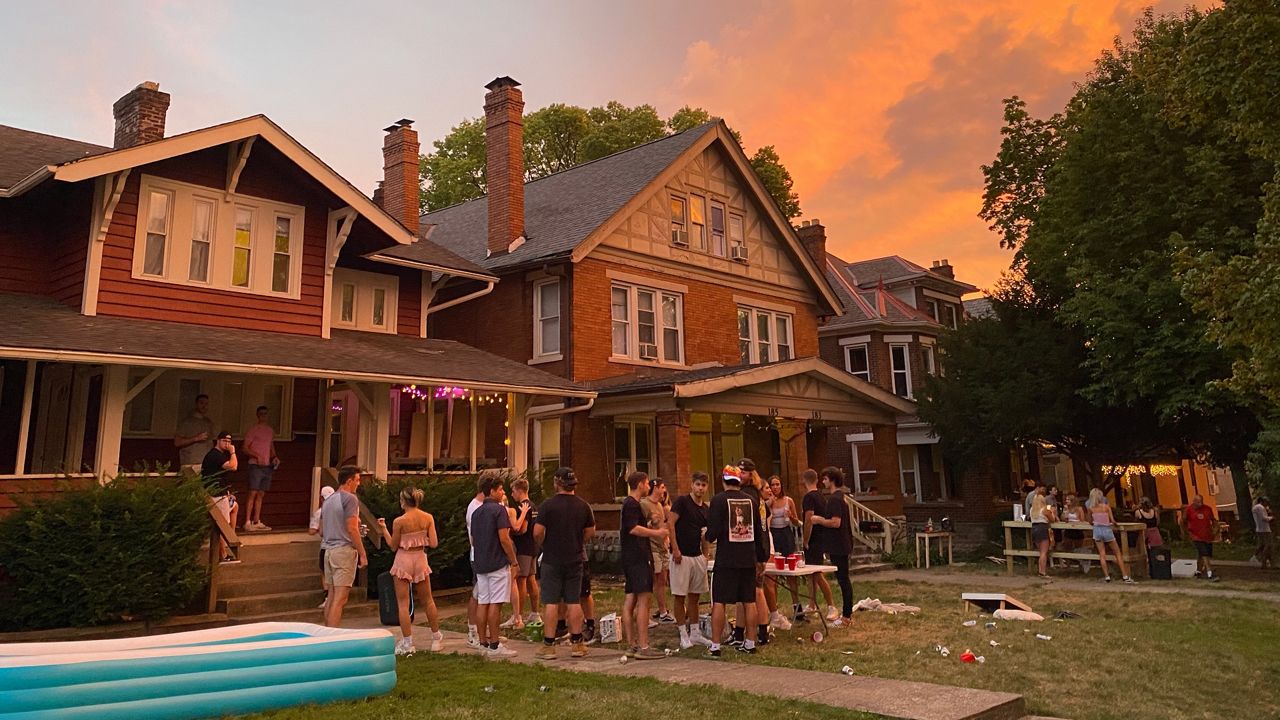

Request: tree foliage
left=419, top=101, right=802, bottom=219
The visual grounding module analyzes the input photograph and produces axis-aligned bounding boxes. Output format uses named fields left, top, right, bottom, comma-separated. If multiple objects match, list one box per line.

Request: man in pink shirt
left=243, top=405, right=280, bottom=531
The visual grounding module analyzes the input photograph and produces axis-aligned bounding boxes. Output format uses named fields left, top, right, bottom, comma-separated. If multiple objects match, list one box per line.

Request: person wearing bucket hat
left=705, top=463, right=769, bottom=657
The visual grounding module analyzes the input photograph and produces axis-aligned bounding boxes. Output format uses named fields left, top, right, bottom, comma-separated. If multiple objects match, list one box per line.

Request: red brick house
left=811, top=239, right=1008, bottom=537
left=386, top=77, right=915, bottom=530
left=0, top=82, right=591, bottom=526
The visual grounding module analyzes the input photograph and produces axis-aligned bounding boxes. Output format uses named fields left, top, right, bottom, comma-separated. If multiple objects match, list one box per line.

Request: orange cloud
left=673, top=0, right=1209, bottom=292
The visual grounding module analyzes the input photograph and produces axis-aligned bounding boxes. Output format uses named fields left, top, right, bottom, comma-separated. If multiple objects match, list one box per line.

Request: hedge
left=0, top=474, right=210, bottom=631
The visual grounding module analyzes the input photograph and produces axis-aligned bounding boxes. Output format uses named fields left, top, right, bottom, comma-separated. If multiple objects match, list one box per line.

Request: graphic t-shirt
left=706, top=488, right=768, bottom=568
left=620, top=496, right=651, bottom=567
left=536, top=493, right=595, bottom=565
left=671, top=494, right=709, bottom=557
left=470, top=499, right=512, bottom=574
left=513, top=498, right=539, bottom=556
left=803, top=489, right=828, bottom=553
left=1185, top=505, right=1217, bottom=542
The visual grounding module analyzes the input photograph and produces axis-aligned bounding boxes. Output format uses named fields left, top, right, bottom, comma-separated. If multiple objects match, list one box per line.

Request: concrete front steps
left=849, top=543, right=894, bottom=575
left=217, top=533, right=376, bottom=624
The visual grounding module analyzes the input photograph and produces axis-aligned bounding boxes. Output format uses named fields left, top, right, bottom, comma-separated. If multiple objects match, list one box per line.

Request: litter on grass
left=539, top=686, right=550, bottom=693
left=962, top=620, right=977, bottom=627
left=993, top=609, right=1045, bottom=622
left=1055, top=610, right=1083, bottom=620
left=484, top=686, right=496, bottom=693
left=852, top=597, right=921, bottom=615
left=842, top=651, right=855, bottom=655
left=976, top=656, right=986, bottom=664
left=841, top=665, right=855, bottom=676
left=989, top=640, right=1000, bottom=647
left=1035, top=634, right=1052, bottom=641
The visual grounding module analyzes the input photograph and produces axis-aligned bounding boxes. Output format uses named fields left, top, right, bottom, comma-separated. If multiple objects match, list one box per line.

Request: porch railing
left=847, top=497, right=896, bottom=555
left=205, top=497, right=241, bottom=614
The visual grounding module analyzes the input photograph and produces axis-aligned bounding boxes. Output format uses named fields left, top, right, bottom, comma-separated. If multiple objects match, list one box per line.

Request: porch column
left=872, top=424, right=901, bottom=504
left=13, top=360, right=36, bottom=475
left=774, top=417, right=809, bottom=502
left=656, top=410, right=692, bottom=495
left=509, top=393, right=529, bottom=474
left=371, top=383, right=391, bottom=480
left=95, top=364, right=128, bottom=482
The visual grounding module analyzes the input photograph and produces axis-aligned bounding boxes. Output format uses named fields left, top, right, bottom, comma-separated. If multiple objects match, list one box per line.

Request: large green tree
left=419, top=102, right=802, bottom=218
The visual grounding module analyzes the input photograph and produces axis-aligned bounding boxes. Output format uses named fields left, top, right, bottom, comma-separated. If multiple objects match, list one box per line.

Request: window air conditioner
left=639, top=343, right=659, bottom=360
left=730, top=244, right=749, bottom=262
left=671, top=230, right=689, bottom=247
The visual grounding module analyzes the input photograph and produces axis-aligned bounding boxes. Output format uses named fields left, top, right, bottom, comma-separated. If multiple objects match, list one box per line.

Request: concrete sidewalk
left=344, top=614, right=1028, bottom=720
left=874, top=569, right=1280, bottom=603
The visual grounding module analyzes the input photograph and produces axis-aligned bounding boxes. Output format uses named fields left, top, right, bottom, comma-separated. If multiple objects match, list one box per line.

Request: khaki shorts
left=324, top=545, right=358, bottom=588
left=669, top=554, right=709, bottom=596
left=652, top=549, right=671, bottom=572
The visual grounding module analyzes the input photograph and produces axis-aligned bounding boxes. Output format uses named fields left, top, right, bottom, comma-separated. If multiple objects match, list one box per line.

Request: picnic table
left=1002, top=520, right=1147, bottom=577
left=709, top=560, right=840, bottom=634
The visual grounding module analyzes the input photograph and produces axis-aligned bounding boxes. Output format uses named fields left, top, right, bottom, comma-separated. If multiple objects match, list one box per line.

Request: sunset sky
left=0, top=1, right=1202, bottom=291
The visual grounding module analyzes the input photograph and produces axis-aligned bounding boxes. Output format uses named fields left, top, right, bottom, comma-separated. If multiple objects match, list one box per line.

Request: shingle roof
left=964, top=296, right=994, bottom=319
left=846, top=255, right=929, bottom=287
left=380, top=122, right=720, bottom=272
left=820, top=252, right=937, bottom=331
left=0, top=125, right=109, bottom=191
left=593, top=362, right=778, bottom=395
left=0, top=293, right=590, bottom=396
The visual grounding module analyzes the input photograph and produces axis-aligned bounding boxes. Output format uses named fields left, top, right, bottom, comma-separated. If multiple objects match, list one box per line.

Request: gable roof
left=822, top=253, right=935, bottom=331
left=0, top=125, right=109, bottom=192
left=380, top=122, right=718, bottom=273
left=846, top=255, right=930, bottom=286
left=377, top=120, right=843, bottom=314
left=0, top=117, right=493, bottom=281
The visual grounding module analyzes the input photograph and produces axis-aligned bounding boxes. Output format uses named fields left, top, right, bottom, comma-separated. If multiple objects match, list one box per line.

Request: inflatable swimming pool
left=0, top=622, right=396, bottom=719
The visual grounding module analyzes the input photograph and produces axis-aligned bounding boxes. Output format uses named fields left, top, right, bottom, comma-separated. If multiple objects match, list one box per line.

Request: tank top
left=1136, top=509, right=1158, bottom=528
left=398, top=529, right=430, bottom=551
left=770, top=503, right=791, bottom=529
left=1091, top=510, right=1110, bottom=526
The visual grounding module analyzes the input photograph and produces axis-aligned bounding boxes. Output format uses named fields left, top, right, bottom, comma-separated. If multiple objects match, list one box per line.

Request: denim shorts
left=1092, top=525, right=1116, bottom=543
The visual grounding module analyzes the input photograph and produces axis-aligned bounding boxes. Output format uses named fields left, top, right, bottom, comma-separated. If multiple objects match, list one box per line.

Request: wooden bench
left=1002, top=520, right=1148, bottom=577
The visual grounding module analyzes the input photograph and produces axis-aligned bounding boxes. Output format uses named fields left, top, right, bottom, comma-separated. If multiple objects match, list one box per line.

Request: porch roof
left=0, top=293, right=593, bottom=397
left=590, top=357, right=915, bottom=424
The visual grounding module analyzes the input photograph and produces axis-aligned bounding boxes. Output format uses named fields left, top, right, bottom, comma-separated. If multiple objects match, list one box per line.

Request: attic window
left=710, top=201, right=727, bottom=257
left=670, top=195, right=688, bottom=246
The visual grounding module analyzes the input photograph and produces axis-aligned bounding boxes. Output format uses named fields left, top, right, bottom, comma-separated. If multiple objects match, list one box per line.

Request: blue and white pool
left=0, top=622, right=396, bottom=720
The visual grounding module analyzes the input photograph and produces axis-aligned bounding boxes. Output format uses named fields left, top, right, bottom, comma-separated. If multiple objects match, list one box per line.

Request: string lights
left=396, top=385, right=509, bottom=407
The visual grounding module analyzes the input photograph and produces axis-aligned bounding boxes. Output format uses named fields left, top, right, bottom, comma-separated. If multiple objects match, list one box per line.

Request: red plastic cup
left=786, top=555, right=798, bottom=570
left=773, top=556, right=786, bottom=570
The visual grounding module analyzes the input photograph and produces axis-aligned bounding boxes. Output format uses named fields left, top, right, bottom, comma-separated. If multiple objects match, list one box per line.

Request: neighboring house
left=0, top=81, right=590, bottom=526
left=813, top=240, right=1007, bottom=532
left=387, top=77, right=915, bottom=510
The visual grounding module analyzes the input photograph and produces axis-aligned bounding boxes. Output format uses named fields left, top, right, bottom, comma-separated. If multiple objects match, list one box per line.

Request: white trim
left=845, top=432, right=874, bottom=443
left=919, top=336, right=936, bottom=346
left=366, top=252, right=497, bottom=284
left=610, top=281, right=685, bottom=365
left=0, top=346, right=597, bottom=398
left=668, top=356, right=917, bottom=415
left=82, top=177, right=106, bottom=316
left=889, top=342, right=913, bottom=399
left=605, top=269, right=688, bottom=294
left=898, top=445, right=920, bottom=502
left=731, top=294, right=795, bottom=314
left=528, top=354, right=563, bottom=365
left=608, top=355, right=692, bottom=371
left=532, top=278, right=562, bottom=360
left=593, top=247, right=818, bottom=306
left=14, top=360, right=36, bottom=475
left=838, top=335, right=871, bottom=346
left=922, top=288, right=962, bottom=303
left=884, top=334, right=914, bottom=343
left=737, top=305, right=794, bottom=364
left=843, top=343, right=870, bottom=382
left=330, top=268, right=398, bottom=334
left=224, top=137, right=255, bottom=199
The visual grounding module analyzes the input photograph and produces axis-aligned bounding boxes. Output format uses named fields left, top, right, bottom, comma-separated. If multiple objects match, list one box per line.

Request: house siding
left=0, top=182, right=92, bottom=308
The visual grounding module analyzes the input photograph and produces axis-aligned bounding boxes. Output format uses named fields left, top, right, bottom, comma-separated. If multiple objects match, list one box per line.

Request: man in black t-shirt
left=705, top=465, right=768, bottom=657
left=800, top=469, right=837, bottom=622
left=816, top=466, right=855, bottom=624
left=509, top=478, right=540, bottom=626
left=533, top=467, right=595, bottom=659
left=669, top=471, right=711, bottom=649
left=620, top=471, right=668, bottom=659
left=201, top=431, right=239, bottom=562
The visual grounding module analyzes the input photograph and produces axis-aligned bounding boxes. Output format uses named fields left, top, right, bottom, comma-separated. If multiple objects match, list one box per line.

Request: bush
left=0, top=474, right=209, bottom=631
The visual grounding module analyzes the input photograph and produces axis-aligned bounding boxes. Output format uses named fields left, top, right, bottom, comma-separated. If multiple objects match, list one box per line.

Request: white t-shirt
left=466, top=497, right=483, bottom=560
left=1255, top=503, right=1272, bottom=534
left=309, top=507, right=323, bottom=531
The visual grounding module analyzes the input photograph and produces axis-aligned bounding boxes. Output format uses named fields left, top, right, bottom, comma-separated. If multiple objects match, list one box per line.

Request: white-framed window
left=613, top=418, right=654, bottom=493
left=844, top=344, right=870, bottom=381
left=331, top=268, right=398, bottom=334
left=899, top=446, right=920, bottom=502
left=889, top=343, right=912, bottom=398
left=738, top=306, right=793, bottom=364
left=689, top=195, right=707, bottom=252
left=922, top=344, right=937, bottom=376
left=533, top=279, right=561, bottom=358
left=610, top=283, right=684, bottom=364
left=729, top=213, right=745, bottom=253
left=123, top=373, right=294, bottom=440
left=132, top=175, right=304, bottom=298
left=710, top=201, right=727, bottom=257
left=925, top=299, right=939, bottom=323
left=850, top=441, right=877, bottom=493
left=670, top=195, right=688, bottom=245
left=943, top=304, right=958, bottom=329
left=534, top=417, right=561, bottom=480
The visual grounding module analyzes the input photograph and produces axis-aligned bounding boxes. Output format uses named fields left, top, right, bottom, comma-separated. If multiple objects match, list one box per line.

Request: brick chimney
left=381, top=119, right=420, bottom=236
left=795, top=218, right=827, bottom=268
left=112, top=81, right=170, bottom=149
left=484, top=76, right=525, bottom=257
left=931, top=259, right=955, bottom=279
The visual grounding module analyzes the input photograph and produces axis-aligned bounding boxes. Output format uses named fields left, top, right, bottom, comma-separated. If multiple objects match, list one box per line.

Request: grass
left=944, top=552, right=1280, bottom=593
left=238, top=652, right=884, bottom=720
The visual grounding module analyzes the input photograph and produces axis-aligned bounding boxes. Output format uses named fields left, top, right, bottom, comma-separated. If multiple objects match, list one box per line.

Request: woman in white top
left=1030, top=487, right=1057, bottom=578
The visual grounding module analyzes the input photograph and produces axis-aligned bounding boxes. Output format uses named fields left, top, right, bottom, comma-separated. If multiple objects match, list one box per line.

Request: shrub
left=0, top=474, right=209, bottom=631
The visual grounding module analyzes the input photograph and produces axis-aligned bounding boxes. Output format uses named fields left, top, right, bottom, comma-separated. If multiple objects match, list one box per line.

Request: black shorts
left=580, top=560, right=592, bottom=598
left=623, top=558, right=654, bottom=594
left=771, top=527, right=797, bottom=556
left=540, top=561, right=584, bottom=604
left=804, top=547, right=825, bottom=567
left=1194, top=540, right=1214, bottom=558
left=712, top=565, right=757, bottom=605
left=1032, top=523, right=1050, bottom=544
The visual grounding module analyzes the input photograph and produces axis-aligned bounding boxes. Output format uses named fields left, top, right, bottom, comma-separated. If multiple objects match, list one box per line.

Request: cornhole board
left=962, top=592, right=1033, bottom=614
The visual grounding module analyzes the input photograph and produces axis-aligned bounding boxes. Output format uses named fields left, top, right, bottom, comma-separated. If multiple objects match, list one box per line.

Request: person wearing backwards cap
left=533, top=467, right=596, bottom=660
left=705, top=464, right=769, bottom=657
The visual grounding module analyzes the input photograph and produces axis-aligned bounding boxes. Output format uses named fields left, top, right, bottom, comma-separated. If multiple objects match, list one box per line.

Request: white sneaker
left=769, top=611, right=793, bottom=631
left=689, top=628, right=714, bottom=647
left=805, top=603, right=819, bottom=613
left=486, top=645, right=518, bottom=658
left=826, top=606, right=840, bottom=622
left=679, top=629, right=694, bottom=650
left=430, top=631, right=444, bottom=652
left=256, top=521, right=272, bottom=531
left=466, top=626, right=481, bottom=649
left=395, top=638, right=416, bottom=656
left=525, top=612, right=542, bottom=625
left=499, top=615, right=518, bottom=629
left=647, top=619, right=659, bottom=629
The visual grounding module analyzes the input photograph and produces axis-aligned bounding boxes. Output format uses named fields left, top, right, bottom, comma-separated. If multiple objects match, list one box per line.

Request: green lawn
left=238, top=653, right=882, bottom=720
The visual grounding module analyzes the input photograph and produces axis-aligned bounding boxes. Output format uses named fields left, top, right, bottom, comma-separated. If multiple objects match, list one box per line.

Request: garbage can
left=1148, top=546, right=1172, bottom=580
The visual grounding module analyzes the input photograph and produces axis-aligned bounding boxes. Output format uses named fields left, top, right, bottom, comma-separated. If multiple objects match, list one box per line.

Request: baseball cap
left=320, top=486, right=336, bottom=500
left=553, top=467, right=578, bottom=486
left=737, top=458, right=756, bottom=472
left=722, top=465, right=743, bottom=484
left=215, top=431, right=233, bottom=441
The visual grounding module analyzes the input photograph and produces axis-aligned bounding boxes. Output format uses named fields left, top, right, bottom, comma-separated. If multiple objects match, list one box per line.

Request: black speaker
left=1148, top=547, right=1172, bottom=580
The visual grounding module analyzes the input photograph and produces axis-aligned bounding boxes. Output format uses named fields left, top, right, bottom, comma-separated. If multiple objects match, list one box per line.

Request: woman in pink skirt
left=376, top=486, right=443, bottom=655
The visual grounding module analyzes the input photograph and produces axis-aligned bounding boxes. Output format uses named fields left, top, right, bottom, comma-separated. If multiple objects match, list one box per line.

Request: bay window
left=845, top=344, right=870, bottom=381
left=737, top=306, right=793, bottom=364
